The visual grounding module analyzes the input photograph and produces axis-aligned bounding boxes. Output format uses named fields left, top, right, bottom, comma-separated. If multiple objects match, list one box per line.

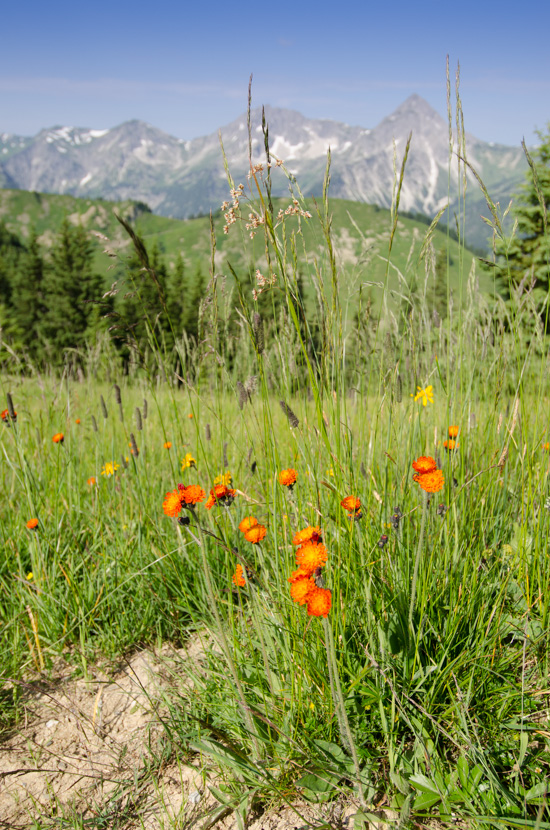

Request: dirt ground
left=0, top=641, right=388, bottom=829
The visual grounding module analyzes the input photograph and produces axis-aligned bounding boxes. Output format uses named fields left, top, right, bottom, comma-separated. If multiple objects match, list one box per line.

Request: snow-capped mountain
left=0, top=96, right=527, bottom=249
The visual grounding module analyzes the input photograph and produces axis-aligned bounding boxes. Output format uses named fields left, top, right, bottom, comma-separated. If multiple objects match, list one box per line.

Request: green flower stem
left=409, top=491, right=428, bottom=636
left=323, top=616, right=366, bottom=807
left=186, top=526, right=261, bottom=759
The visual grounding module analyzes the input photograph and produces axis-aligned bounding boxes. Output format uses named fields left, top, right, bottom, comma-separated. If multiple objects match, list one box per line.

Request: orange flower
left=52, top=433, right=64, bottom=444
left=164, top=441, right=172, bottom=449
left=232, top=564, right=246, bottom=588
left=341, top=496, right=360, bottom=512
left=290, top=575, right=316, bottom=605
left=412, top=456, right=437, bottom=475
left=288, top=567, right=313, bottom=583
left=87, top=476, right=96, bottom=486
left=306, top=587, right=332, bottom=617
left=75, top=418, right=81, bottom=424
left=239, top=516, right=258, bottom=533
left=181, top=484, right=206, bottom=505
left=244, top=524, right=267, bottom=543
left=188, top=413, right=194, bottom=419
left=278, top=468, right=297, bottom=487
left=163, top=488, right=184, bottom=517
left=292, top=526, right=322, bottom=546
left=448, top=426, right=459, bottom=438
left=1, top=409, right=16, bottom=422
left=543, top=442, right=550, bottom=452
left=443, top=439, right=459, bottom=451
left=26, top=518, right=39, bottom=530
left=205, top=484, right=236, bottom=510
left=296, top=542, right=328, bottom=573
left=416, top=469, right=444, bottom=493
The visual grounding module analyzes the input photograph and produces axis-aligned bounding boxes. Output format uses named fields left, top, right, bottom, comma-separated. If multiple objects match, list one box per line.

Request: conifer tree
left=40, top=220, right=103, bottom=359
left=10, top=231, right=47, bottom=357
left=498, top=126, right=550, bottom=292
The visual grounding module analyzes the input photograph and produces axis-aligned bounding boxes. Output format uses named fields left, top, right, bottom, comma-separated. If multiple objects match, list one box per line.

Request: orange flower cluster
left=205, top=484, right=236, bottom=510
left=341, top=495, right=361, bottom=520
left=443, top=439, right=459, bottom=451
left=238, top=515, right=267, bottom=543
left=26, top=518, right=39, bottom=530
left=278, top=468, right=297, bottom=487
left=448, top=425, right=459, bottom=438
left=52, top=433, right=64, bottom=444
left=289, top=525, right=331, bottom=617
left=412, top=456, right=444, bottom=493
left=162, top=483, right=206, bottom=516
left=1, top=409, right=16, bottom=423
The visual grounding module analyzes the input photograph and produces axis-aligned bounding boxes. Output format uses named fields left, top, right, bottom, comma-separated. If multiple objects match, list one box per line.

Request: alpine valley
left=0, top=95, right=527, bottom=252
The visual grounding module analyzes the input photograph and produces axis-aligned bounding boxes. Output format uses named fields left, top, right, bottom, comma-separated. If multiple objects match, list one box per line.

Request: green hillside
left=0, top=186, right=492, bottom=312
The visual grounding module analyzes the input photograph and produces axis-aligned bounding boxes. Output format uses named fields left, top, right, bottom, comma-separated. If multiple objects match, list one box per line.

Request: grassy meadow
left=1, top=100, right=550, bottom=829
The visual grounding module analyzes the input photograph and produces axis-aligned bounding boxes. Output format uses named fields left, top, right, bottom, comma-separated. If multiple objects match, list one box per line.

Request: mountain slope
left=0, top=97, right=527, bottom=251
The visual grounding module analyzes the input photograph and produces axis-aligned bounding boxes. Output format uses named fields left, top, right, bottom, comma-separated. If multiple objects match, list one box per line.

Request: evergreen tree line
left=0, top=218, right=207, bottom=370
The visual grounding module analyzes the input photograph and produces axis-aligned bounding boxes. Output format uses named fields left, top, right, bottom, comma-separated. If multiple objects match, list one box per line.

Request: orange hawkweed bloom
left=296, top=542, right=328, bottom=573
left=181, top=484, right=206, bottom=505
left=205, top=484, right=236, bottom=510
left=244, top=524, right=267, bottom=544
left=443, top=439, right=459, bottom=451
left=52, top=433, right=64, bottom=443
left=288, top=567, right=313, bottom=583
left=278, top=468, right=297, bottom=487
left=232, top=564, right=246, bottom=588
left=306, top=586, right=332, bottom=617
left=416, top=469, right=444, bottom=493
left=87, top=476, right=96, bottom=486
left=290, top=575, right=316, bottom=605
left=543, top=442, right=550, bottom=452
left=1, top=409, right=16, bottom=423
left=75, top=418, right=81, bottom=424
left=412, top=456, right=437, bottom=475
left=188, top=413, right=194, bottom=419
left=164, top=441, right=172, bottom=449
left=341, top=496, right=360, bottom=512
left=26, top=518, right=39, bottom=530
left=163, top=488, right=184, bottom=517
left=448, top=426, right=459, bottom=438
left=239, top=516, right=258, bottom=533
left=292, top=526, right=322, bottom=546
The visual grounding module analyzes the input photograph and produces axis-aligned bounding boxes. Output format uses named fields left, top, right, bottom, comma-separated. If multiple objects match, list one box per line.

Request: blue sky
left=1, top=0, right=549, bottom=146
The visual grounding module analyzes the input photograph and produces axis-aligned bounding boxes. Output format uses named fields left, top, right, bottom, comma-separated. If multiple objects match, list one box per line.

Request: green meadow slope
left=0, top=187, right=493, bottom=312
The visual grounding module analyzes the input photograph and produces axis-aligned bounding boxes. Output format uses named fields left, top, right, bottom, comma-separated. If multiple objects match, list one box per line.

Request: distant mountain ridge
left=0, top=95, right=527, bottom=250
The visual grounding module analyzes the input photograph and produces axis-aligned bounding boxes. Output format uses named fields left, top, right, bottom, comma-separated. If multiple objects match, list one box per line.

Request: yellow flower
left=101, top=461, right=119, bottom=477
left=26, top=572, right=33, bottom=580
left=412, top=385, right=434, bottom=407
left=181, top=452, right=197, bottom=470
left=213, top=471, right=232, bottom=486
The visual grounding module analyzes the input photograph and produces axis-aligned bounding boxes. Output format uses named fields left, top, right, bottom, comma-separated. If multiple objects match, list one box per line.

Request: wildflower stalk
left=322, top=616, right=365, bottom=807
left=409, top=492, right=428, bottom=635
left=186, top=525, right=261, bottom=759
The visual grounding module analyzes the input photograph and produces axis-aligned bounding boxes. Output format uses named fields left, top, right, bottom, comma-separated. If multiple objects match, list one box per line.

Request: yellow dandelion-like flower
left=412, top=385, right=434, bottom=407
left=101, top=461, right=119, bottom=477
left=213, top=471, right=232, bottom=486
left=181, top=452, right=196, bottom=470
